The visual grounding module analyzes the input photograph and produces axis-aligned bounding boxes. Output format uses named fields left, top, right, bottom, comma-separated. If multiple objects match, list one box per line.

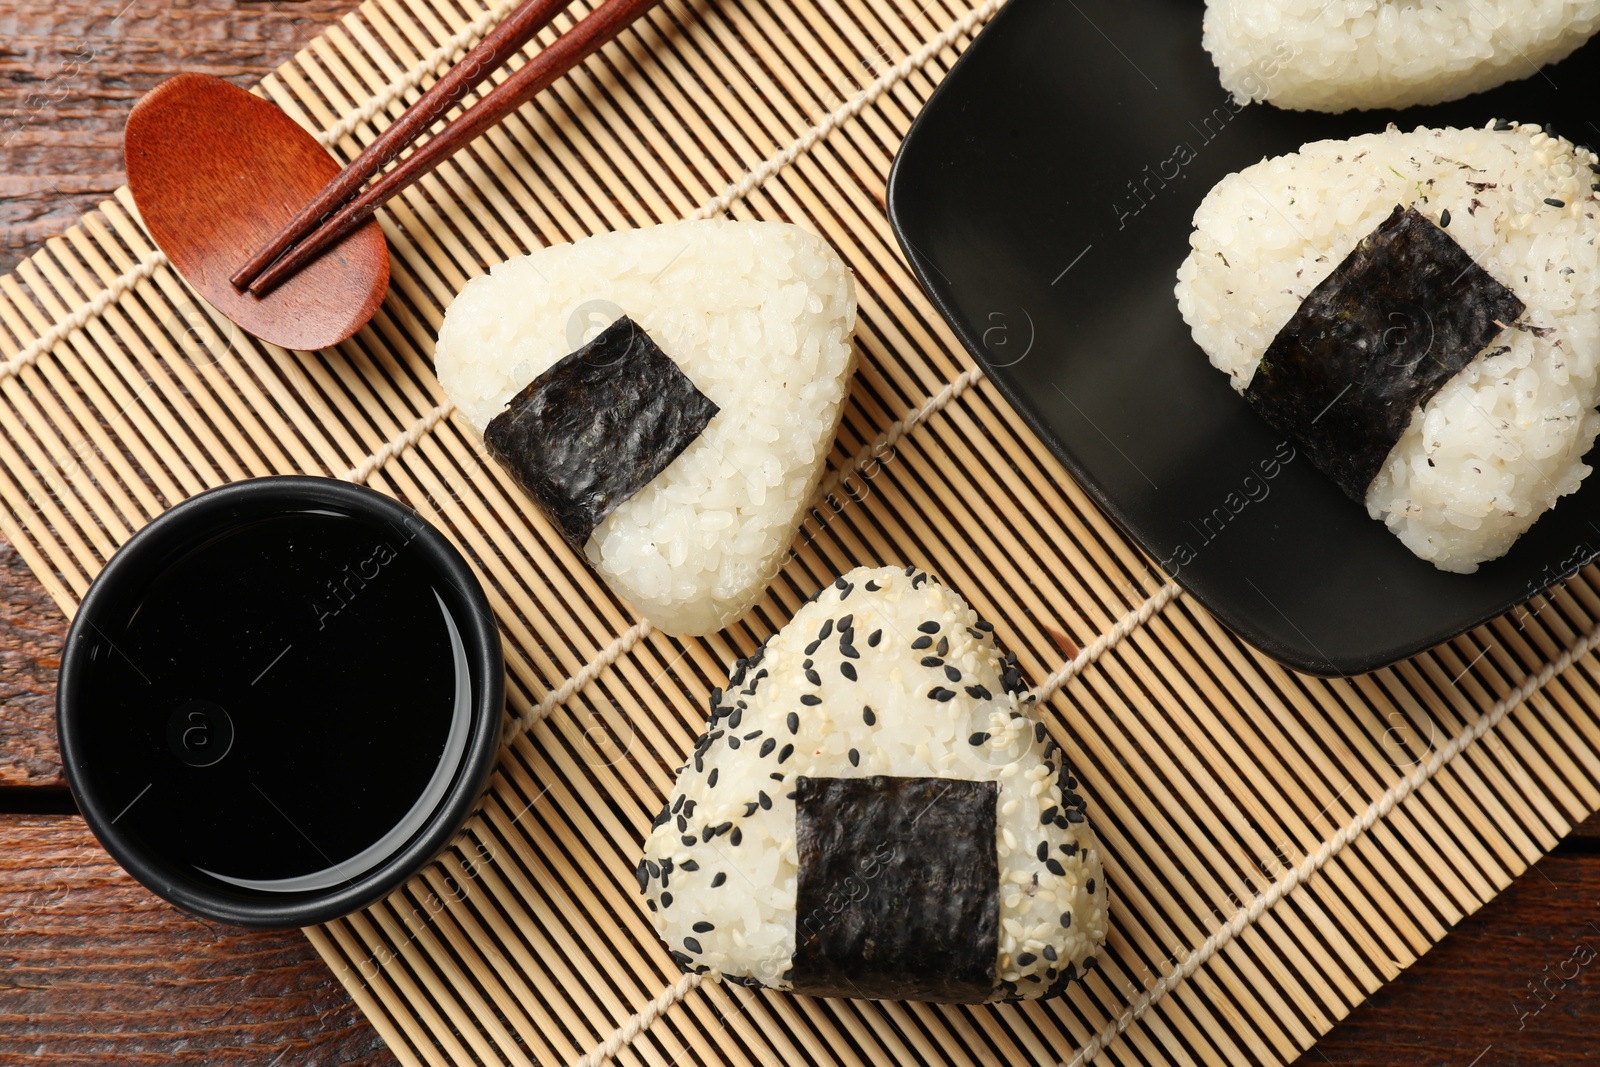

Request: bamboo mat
left=4, top=0, right=1600, bottom=1064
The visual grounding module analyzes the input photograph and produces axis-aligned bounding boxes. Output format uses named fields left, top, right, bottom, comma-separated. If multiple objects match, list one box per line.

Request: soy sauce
left=76, top=510, right=465, bottom=889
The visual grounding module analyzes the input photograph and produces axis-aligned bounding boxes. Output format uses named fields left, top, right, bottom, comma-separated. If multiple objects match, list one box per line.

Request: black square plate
left=887, top=0, right=1600, bottom=675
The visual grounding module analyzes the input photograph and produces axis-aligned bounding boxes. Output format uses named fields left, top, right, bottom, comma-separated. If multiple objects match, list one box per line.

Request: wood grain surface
left=1, top=2, right=1598, bottom=1065
left=0, top=3, right=394, bottom=1064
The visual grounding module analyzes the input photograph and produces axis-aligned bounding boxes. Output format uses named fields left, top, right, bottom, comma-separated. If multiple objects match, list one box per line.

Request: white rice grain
left=1204, top=0, right=1600, bottom=112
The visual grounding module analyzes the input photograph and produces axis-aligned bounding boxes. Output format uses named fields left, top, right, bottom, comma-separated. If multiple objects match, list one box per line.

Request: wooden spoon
left=124, top=74, right=389, bottom=352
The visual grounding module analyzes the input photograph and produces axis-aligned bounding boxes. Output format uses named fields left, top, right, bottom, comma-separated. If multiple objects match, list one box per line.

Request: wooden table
left=2, top=3, right=1598, bottom=1063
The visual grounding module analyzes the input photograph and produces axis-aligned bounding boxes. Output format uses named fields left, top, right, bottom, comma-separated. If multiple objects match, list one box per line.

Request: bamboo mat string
left=1062, top=612, right=1600, bottom=1067
left=342, top=401, right=455, bottom=483
left=0, top=249, right=165, bottom=382
left=1032, top=581, right=1184, bottom=703
left=319, top=0, right=518, bottom=145
left=501, top=619, right=654, bottom=744
left=686, top=0, right=1008, bottom=222
left=568, top=972, right=705, bottom=1067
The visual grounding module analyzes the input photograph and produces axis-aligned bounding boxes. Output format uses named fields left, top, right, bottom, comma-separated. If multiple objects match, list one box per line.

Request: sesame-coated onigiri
left=638, top=565, right=1108, bottom=1003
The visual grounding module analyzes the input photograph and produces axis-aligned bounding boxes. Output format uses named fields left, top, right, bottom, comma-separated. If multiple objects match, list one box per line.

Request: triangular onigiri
left=437, top=220, right=857, bottom=635
left=639, top=565, right=1109, bottom=1003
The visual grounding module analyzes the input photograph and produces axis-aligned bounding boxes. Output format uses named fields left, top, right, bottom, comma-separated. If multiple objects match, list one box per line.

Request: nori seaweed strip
left=483, top=316, right=719, bottom=549
left=792, top=775, right=998, bottom=1002
left=1244, top=204, right=1525, bottom=502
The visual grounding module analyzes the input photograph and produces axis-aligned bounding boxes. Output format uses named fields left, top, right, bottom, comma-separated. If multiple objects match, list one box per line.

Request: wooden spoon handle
left=229, top=0, right=574, bottom=291
left=248, top=0, right=663, bottom=297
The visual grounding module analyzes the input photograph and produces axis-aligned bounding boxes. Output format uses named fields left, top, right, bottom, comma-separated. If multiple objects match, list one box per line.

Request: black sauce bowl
left=58, top=476, right=504, bottom=928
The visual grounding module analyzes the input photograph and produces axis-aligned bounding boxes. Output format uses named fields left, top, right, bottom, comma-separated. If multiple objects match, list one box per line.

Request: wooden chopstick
left=236, top=0, right=661, bottom=296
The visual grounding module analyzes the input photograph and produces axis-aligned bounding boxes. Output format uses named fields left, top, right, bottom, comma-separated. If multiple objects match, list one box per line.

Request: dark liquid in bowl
left=76, top=511, right=462, bottom=888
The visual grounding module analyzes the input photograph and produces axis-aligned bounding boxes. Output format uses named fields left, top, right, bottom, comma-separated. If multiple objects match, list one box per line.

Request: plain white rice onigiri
left=1176, top=123, right=1600, bottom=572
left=1203, top=0, right=1600, bottom=112
left=436, top=220, right=857, bottom=635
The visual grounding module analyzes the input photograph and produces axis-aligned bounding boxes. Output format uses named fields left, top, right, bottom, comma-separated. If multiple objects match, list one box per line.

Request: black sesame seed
left=848, top=748, right=860, bottom=767
left=744, top=802, right=759, bottom=817
left=904, top=564, right=916, bottom=576
left=1046, top=859, right=1066, bottom=877
left=912, top=573, right=928, bottom=588
left=1043, top=945, right=1057, bottom=961
left=839, top=643, right=859, bottom=659
left=785, top=711, right=799, bottom=734
left=800, top=694, right=822, bottom=706
left=920, top=655, right=943, bottom=667
left=818, top=618, right=834, bottom=640
left=681, top=860, right=700, bottom=871
left=868, top=629, right=882, bottom=647
left=965, top=684, right=991, bottom=700
left=714, top=821, right=733, bottom=838
left=865, top=580, right=880, bottom=591
left=662, top=892, right=673, bottom=908
left=677, top=814, right=688, bottom=832
left=943, top=665, right=961, bottom=683
left=1036, top=841, right=1049, bottom=862
left=1041, top=806, right=1059, bottom=824
left=936, top=636, right=949, bottom=657
left=838, top=614, right=854, bottom=631
left=728, top=736, right=740, bottom=749
left=1016, top=952, right=1038, bottom=967
left=976, top=620, right=994, bottom=632
left=1065, top=808, right=1085, bottom=824
left=636, top=860, right=650, bottom=891
left=929, top=687, right=955, bottom=702
left=967, top=627, right=984, bottom=640
left=1060, top=911, right=1072, bottom=928
left=911, top=636, right=933, bottom=650
left=918, top=620, right=940, bottom=634
left=711, top=872, right=727, bottom=888
left=1035, top=722, right=1047, bottom=743
left=708, top=768, right=719, bottom=788
left=730, top=827, right=743, bottom=847
left=804, top=639, right=821, bottom=656
left=776, top=742, right=796, bottom=763
left=759, top=738, right=777, bottom=758
left=841, top=661, right=858, bottom=681
left=758, top=791, right=772, bottom=810
left=839, top=583, right=853, bottom=600
left=648, top=899, right=658, bottom=911
left=681, top=834, right=696, bottom=847
left=1439, top=208, right=1451, bottom=227
left=1084, top=957, right=1096, bottom=971
left=693, top=920, right=715, bottom=932
left=862, top=705, right=876, bottom=726
left=744, top=729, right=762, bottom=740
left=672, top=795, right=686, bottom=813
left=684, top=937, right=703, bottom=953
left=1494, top=118, right=1514, bottom=131
left=770, top=772, right=785, bottom=781
left=804, top=668, right=822, bottom=686
left=1545, top=197, right=1566, bottom=207
left=1086, top=878, right=1096, bottom=894
left=1059, top=843, right=1078, bottom=857
left=969, top=732, right=990, bottom=745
